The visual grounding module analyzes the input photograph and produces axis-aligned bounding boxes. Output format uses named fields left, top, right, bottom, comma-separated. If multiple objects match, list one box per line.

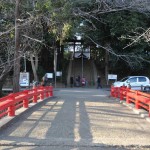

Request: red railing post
left=120, top=87, right=123, bottom=100
left=8, top=94, right=15, bottom=117
left=135, top=91, right=140, bottom=109
left=49, top=86, right=53, bottom=96
left=114, top=87, right=116, bottom=97
left=33, top=88, right=38, bottom=103
left=114, top=87, right=118, bottom=98
left=46, top=86, right=49, bottom=98
left=40, top=86, right=45, bottom=100
left=125, top=87, right=128, bottom=98
left=23, top=90, right=29, bottom=108
left=126, top=88, right=130, bottom=104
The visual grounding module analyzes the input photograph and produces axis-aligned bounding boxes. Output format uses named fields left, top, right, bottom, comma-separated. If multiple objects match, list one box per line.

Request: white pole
left=24, top=54, right=26, bottom=72
left=82, top=51, right=83, bottom=78
left=54, top=48, right=57, bottom=88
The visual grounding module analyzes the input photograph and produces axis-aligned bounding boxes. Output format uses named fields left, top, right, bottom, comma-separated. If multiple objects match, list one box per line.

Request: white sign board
left=19, top=72, right=29, bottom=87
left=56, top=71, right=62, bottom=77
left=108, top=74, right=117, bottom=80
left=46, top=73, right=53, bottom=78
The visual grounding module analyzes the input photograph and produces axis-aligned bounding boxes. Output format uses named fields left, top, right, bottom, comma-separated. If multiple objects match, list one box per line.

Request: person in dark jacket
left=78, top=75, right=81, bottom=86
left=70, top=76, right=74, bottom=87
left=97, top=76, right=102, bottom=89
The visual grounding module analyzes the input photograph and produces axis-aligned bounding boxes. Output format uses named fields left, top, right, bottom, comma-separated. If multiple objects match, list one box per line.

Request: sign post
left=19, top=72, right=30, bottom=87
left=108, top=74, right=117, bottom=85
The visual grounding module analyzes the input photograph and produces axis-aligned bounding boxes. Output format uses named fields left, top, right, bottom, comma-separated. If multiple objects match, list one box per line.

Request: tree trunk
left=35, top=55, right=38, bottom=72
left=104, top=43, right=110, bottom=85
left=60, top=45, right=64, bottom=71
left=30, top=54, right=38, bottom=82
left=13, top=0, right=21, bottom=92
left=0, top=81, right=5, bottom=98
left=54, top=47, right=57, bottom=88
left=105, top=50, right=109, bottom=85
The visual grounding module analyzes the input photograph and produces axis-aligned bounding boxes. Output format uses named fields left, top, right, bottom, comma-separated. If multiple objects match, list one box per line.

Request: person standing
left=42, top=74, right=48, bottom=86
left=64, top=79, right=67, bottom=88
left=81, top=77, right=86, bottom=87
left=97, top=75, right=102, bottom=89
left=78, top=75, right=81, bottom=86
left=70, top=76, right=74, bottom=87
left=75, top=76, right=79, bottom=87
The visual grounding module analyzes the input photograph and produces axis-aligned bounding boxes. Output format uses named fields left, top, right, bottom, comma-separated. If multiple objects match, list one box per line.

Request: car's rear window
left=138, top=77, right=146, bottom=82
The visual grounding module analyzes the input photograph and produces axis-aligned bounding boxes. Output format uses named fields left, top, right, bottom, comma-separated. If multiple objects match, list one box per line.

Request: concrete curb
left=115, top=98, right=150, bottom=123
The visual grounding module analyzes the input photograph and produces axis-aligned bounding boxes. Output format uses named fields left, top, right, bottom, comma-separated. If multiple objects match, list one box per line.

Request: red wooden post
left=135, top=91, right=140, bottom=109
left=46, top=86, right=49, bottom=98
left=120, top=87, right=123, bottom=100
left=126, top=89, right=130, bottom=104
left=8, top=94, right=15, bottom=117
left=33, top=88, right=38, bottom=103
left=126, top=95, right=130, bottom=104
left=41, top=93, right=44, bottom=100
left=40, top=87, right=44, bottom=100
left=50, top=86, right=53, bottom=96
left=113, top=87, right=116, bottom=97
left=116, top=87, right=119, bottom=98
left=114, top=87, right=116, bottom=98
left=126, top=88, right=130, bottom=103
left=8, top=105, right=15, bottom=116
left=149, top=106, right=150, bottom=117
left=23, top=90, right=29, bottom=108
left=114, top=87, right=118, bottom=98
left=124, top=87, right=127, bottom=98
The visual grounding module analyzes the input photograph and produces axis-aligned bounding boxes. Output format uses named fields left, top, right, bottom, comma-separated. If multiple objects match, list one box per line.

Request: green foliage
left=107, top=11, right=148, bottom=37
left=64, top=51, right=72, bottom=60
left=34, top=0, right=75, bottom=44
left=35, top=0, right=52, bottom=12
left=1, top=0, right=150, bottom=82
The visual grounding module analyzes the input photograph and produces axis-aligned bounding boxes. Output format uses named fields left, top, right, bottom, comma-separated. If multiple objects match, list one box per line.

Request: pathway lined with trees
left=0, top=0, right=150, bottom=96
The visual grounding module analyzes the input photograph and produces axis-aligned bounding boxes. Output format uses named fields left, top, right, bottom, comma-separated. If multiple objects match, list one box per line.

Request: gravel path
left=0, top=88, right=150, bottom=150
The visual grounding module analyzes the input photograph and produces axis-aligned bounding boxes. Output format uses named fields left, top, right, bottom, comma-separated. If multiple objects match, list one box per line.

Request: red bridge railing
left=0, top=86, right=53, bottom=119
left=111, top=86, right=150, bottom=117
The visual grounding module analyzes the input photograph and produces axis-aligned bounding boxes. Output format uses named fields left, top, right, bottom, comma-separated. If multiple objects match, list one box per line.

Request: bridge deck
left=0, top=88, right=150, bottom=150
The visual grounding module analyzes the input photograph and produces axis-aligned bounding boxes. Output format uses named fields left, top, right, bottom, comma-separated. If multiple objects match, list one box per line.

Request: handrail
left=111, top=86, right=150, bottom=117
left=0, top=86, right=53, bottom=119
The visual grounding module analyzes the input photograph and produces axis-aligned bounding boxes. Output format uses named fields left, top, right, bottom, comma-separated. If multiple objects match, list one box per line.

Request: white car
left=113, top=76, right=150, bottom=91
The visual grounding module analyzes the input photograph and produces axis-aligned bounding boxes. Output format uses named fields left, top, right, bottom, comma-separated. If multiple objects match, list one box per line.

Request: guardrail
left=111, top=86, right=150, bottom=117
left=0, top=86, right=53, bottom=119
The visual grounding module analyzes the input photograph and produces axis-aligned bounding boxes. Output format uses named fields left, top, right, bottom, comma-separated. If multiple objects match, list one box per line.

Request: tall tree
left=73, top=0, right=150, bottom=77
left=0, top=1, right=15, bottom=96
left=13, top=0, right=21, bottom=92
